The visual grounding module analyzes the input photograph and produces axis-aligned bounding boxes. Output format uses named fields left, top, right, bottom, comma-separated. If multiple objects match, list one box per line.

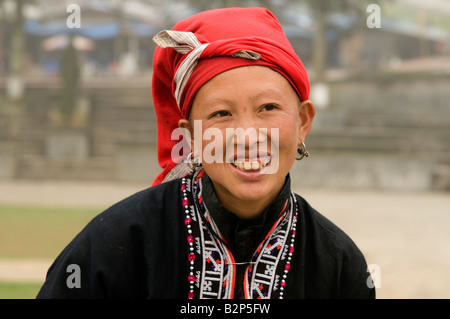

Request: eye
left=260, top=104, right=278, bottom=112
left=209, top=110, right=231, bottom=118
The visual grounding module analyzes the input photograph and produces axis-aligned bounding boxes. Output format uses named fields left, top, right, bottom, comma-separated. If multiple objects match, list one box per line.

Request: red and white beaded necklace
left=181, top=170, right=299, bottom=299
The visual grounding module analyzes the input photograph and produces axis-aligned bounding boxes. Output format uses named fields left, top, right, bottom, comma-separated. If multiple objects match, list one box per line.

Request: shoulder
left=58, top=178, right=185, bottom=260
left=294, top=193, right=375, bottom=298
left=37, top=179, right=186, bottom=298
left=294, top=193, right=361, bottom=257
left=88, top=178, right=183, bottom=232
left=106, top=178, right=182, bottom=216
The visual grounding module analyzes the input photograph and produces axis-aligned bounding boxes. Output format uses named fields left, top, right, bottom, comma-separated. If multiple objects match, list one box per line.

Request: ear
left=298, top=100, right=315, bottom=143
left=178, top=119, right=195, bottom=153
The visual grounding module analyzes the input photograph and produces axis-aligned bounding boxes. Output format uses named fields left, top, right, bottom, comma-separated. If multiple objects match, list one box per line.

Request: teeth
left=233, top=158, right=270, bottom=171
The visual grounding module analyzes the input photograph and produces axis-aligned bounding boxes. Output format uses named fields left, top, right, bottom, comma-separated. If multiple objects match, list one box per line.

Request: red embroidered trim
left=181, top=173, right=298, bottom=299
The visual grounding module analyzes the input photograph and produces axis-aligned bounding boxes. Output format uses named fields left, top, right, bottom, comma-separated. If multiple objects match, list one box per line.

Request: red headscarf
left=151, top=7, right=310, bottom=186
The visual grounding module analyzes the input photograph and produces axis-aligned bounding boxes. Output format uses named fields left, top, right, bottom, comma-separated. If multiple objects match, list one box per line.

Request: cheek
left=198, top=126, right=228, bottom=163
left=273, top=119, right=299, bottom=154
left=277, top=136, right=298, bottom=174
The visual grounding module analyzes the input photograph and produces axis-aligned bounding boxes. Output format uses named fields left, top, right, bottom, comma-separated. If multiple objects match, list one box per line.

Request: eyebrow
left=201, top=87, right=287, bottom=107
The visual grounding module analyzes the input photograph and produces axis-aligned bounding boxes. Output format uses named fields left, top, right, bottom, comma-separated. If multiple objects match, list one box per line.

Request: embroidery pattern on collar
left=181, top=172, right=298, bottom=299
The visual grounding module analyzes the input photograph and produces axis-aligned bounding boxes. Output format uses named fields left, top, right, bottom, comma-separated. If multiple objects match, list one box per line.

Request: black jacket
left=37, top=175, right=375, bottom=299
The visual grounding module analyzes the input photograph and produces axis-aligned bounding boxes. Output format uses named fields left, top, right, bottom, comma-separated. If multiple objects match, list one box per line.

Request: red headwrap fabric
left=151, top=7, right=310, bottom=186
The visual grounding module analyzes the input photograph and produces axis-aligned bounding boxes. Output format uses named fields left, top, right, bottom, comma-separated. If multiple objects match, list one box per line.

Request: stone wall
left=1, top=71, right=449, bottom=190
left=0, top=77, right=160, bottom=183
left=301, top=71, right=450, bottom=190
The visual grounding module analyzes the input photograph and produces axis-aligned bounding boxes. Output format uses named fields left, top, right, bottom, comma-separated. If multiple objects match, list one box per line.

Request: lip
left=229, top=157, right=272, bottom=180
left=227, top=152, right=271, bottom=163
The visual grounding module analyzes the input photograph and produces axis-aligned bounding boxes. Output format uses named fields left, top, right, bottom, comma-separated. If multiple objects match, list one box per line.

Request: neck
left=220, top=195, right=274, bottom=220
left=211, top=182, right=283, bottom=220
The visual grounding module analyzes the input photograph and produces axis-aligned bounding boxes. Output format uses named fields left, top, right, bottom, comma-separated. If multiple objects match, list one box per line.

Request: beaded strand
left=278, top=197, right=298, bottom=299
left=182, top=175, right=299, bottom=299
left=182, top=177, right=196, bottom=299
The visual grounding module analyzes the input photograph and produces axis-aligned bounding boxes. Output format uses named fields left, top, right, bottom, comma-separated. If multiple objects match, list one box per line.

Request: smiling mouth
left=231, top=157, right=271, bottom=171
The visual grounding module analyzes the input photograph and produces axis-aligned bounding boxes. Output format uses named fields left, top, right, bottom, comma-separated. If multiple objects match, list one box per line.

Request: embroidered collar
left=201, top=173, right=292, bottom=263
left=181, top=170, right=298, bottom=299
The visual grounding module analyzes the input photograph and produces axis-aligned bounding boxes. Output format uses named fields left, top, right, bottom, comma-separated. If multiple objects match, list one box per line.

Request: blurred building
left=0, top=0, right=450, bottom=190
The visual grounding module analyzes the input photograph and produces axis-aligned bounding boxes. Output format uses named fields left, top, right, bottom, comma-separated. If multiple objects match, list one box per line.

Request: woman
left=37, top=7, right=375, bottom=299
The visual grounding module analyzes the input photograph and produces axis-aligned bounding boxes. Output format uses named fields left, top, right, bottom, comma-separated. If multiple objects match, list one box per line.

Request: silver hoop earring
left=296, top=142, right=309, bottom=161
left=186, top=152, right=201, bottom=172
left=162, top=153, right=201, bottom=183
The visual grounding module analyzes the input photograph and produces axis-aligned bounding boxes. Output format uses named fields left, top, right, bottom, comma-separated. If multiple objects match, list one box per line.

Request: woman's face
left=180, top=66, right=315, bottom=218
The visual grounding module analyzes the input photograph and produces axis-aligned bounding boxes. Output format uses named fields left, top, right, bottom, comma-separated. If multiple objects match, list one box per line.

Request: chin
left=234, top=186, right=270, bottom=202
left=228, top=178, right=278, bottom=202
left=205, top=162, right=287, bottom=204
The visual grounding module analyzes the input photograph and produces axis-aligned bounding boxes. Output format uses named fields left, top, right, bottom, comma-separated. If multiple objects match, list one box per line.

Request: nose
left=227, top=112, right=269, bottom=158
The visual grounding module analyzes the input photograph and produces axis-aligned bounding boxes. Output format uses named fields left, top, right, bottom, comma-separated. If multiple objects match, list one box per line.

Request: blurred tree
left=59, top=36, right=80, bottom=117
left=2, top=0, right=28, bottom=101
left=305, top=0, right=379, bottom=82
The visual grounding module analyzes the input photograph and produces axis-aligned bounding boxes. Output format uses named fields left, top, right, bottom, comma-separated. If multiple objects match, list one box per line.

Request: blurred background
left=0, top=0, right=449, bottom=298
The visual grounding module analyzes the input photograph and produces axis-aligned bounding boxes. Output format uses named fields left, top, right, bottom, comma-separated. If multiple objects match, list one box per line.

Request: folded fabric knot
left=153, top=30, right=261, bottom=107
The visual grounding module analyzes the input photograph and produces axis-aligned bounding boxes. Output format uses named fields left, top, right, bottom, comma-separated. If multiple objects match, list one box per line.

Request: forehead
left=193, top=66, right=298, bottom=106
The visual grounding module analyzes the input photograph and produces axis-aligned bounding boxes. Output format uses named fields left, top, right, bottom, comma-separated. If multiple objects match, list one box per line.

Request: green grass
left=0, top=282, right=42, bottom=299
left=0, top=204, right=103, bottom=298
left=0, top=204, right=102, bottom=259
